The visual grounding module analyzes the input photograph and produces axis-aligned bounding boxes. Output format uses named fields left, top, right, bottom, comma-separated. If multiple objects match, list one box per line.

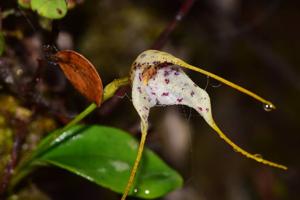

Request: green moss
left=0, top=124, right=13, bottom=178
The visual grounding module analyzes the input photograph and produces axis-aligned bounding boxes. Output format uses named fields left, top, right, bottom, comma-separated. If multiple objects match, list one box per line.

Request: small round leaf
left=31, top=0, right=67, bottom=19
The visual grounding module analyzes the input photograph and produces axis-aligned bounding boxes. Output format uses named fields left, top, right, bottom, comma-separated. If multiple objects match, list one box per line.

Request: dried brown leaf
left=55, top=50, right=103, bottom=105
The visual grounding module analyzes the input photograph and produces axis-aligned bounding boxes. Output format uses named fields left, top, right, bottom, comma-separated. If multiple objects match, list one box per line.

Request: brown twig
left=151, top=0, right=195, bottom=50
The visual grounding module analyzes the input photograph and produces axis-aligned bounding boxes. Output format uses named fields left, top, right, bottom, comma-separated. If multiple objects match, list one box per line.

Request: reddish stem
left=151, top=0, right=195, bottom=50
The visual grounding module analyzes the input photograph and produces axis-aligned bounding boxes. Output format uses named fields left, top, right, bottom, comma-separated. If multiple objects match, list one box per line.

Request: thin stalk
left=64, top=103, right=97, bottom=129
left=121, top=121, right=148, bottom=200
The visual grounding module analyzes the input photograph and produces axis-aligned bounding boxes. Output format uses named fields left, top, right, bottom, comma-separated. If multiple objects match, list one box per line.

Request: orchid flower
left=121, top=50, right=287, bottom=200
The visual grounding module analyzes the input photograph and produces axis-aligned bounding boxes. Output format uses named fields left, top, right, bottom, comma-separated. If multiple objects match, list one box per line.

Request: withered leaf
left=55, top=50, right=103, bottom=105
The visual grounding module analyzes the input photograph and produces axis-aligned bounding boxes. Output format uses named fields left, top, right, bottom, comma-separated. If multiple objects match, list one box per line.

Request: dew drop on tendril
left=263, top=103, right=275, bottom=112
left=254, top=154, right=263, bottom=159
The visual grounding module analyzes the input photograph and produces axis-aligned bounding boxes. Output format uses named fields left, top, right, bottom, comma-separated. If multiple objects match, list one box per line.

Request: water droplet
left=144, top=189, right=150, bottom=195
left=263, top=103, right=275, bottom=112
left=254, top=154, right=263, bottom=159
left=133, top=188, right=138, bottom=193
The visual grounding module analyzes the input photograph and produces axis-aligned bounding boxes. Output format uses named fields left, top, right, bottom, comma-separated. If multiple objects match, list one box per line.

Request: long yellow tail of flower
left=121, top=121, right=148, bottom=200
left=209, top=120, right=287, bottom=170
left=160, top=51, right=286, bottom=169
left=173, top=57, right=276, bottom=109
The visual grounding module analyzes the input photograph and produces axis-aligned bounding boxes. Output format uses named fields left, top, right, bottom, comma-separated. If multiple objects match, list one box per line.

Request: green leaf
left=35, top=125, right=183, bottom=199
left=31, top=0, right=67, bottom=19
left=0, top=32, right=5, bottom=56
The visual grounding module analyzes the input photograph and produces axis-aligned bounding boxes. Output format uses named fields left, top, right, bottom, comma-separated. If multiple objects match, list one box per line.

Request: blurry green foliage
left=0, top=95, right=57, bottom=186
left=0, top=116, right=13, bottom=179
left=0, top=96, right=27, bottom=180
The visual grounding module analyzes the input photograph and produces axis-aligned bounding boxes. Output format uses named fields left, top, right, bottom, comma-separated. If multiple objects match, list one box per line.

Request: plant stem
left=59, top=77, right=130, bottom=130
left=64, top=103, right=97, bottom=129
left=103, top=77, right=130, bottom=102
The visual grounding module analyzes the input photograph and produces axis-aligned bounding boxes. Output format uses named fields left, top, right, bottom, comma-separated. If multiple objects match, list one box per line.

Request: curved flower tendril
left=121, top=50, right=287, bottom=200
left=131, top=50, right=275, bottom=109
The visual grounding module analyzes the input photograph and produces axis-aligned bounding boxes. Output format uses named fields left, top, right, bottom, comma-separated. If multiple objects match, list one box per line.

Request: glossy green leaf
left=0, top=32, right=5, bottom=56
left=31, top=0, right=67, bottom=19
left=35, top=125, right=183, bottom=199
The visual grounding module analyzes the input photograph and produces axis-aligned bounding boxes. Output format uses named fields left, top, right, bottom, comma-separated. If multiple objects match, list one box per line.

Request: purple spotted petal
left=132, top=65, right=213, bottom=125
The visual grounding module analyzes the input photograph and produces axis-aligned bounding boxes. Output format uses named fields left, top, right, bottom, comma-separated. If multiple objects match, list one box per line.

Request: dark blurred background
left=0, top=0, right=299, bottom=199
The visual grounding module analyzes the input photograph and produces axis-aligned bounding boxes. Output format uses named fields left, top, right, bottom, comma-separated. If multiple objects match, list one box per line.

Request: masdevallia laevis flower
left=121, top=50, right=287, bottom=200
